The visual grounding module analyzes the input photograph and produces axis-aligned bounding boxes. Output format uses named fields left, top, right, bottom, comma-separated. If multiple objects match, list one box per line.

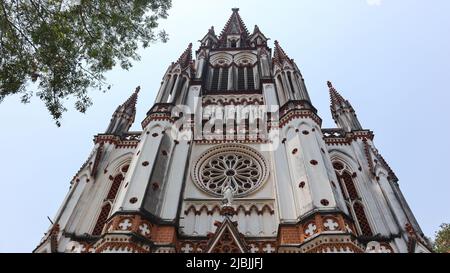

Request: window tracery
left=193, top=145, right=268, bottom=197
left=333, top=160, right=373, bottom=237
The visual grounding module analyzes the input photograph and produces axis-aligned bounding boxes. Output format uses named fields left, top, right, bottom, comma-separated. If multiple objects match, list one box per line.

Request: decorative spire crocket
left=273, top=40, right=294, bottom=66
left=105, top=86, right=140, bottom=135
left=175, top=43, right=193, bottom=70
left=327, top=81, right=362, bottom=132
left=218, top=8, right=250, bottom=47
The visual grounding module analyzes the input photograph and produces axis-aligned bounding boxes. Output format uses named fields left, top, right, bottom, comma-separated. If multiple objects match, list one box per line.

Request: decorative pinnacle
left=232, top=8, right=239, bottom=12
left=253, top=24, right=260, bottom=34
left=176, top=43, right=193, bottom=68
left=123, top=86, right=140, bottom=108
left=327, top=81, right=346, bottom=109
left=273, top=40, right=292, bottom=65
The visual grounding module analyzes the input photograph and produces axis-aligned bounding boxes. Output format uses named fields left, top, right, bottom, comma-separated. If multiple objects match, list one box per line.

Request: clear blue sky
left=0, top=0, right=449, bottom=252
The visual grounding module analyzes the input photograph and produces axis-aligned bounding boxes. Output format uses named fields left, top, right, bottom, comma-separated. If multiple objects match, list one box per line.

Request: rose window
left=192, top=145, right=268, bottom=197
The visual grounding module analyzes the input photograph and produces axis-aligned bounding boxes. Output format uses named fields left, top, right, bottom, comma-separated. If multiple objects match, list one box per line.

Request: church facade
left=35, top=9, right=431, bottom=253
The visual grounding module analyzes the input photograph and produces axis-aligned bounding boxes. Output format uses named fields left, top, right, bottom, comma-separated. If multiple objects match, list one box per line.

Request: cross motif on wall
left=323, top=219, right=339, bottom=231
left=139, top=223, right=150, bottom=236
left=118, top=219, right=132, bottom=230
left=305, top=223, right=317, bottom=236
left=250, top=244, right=259, bottom=253
left=181, top=244, right=193, bottom=253
left=263, top=244, right=275, bottom=253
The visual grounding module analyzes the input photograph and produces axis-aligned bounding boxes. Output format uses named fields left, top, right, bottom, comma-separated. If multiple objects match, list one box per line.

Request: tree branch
left=78, top=5, right=94, bottom=39
left=0, top=1, right=39, bottom=52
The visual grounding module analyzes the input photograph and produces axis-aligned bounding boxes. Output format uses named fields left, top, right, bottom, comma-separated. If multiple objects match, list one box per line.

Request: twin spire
left=118, top=85, right=140, bottom=118
left=327, top=81, right=362, bottom=131
left=273, top=40, right=293, bottom=66
left=174, top=43, right=193, bottom=69
left=327, top=81, right=347, bottom=110
left=106, top=86, right=140, bottom=135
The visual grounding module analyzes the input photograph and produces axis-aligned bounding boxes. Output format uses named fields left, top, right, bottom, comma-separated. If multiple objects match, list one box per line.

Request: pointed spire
left=249, top=24, right=269, bottom=47
left=327, top=81, right=346, bottom=110
left=123, top=85, right=140, bottom=111
left=252, top=24, right=261, bottom=35
left=208, top=26, right=216, bottom=35
left=175, top=43, right=193, bottom=69
left=273, top=40, right=293, bottom=66
left=218, top=8, right=250, bottom=46
left=327, top=81, right=362, bottom=131
left=199, top=26, right=218, bottom=48
left=105, top=86, right=139, bottom=135
left=120, top=85, right=139, bottom=118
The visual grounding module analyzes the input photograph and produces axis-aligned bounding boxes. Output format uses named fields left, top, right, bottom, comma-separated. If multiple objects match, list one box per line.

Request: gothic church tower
left=35, top=9, right=430, bottom=253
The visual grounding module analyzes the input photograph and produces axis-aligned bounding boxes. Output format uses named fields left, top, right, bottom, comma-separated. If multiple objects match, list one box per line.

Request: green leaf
left=0, top=0, right=172, bottom=126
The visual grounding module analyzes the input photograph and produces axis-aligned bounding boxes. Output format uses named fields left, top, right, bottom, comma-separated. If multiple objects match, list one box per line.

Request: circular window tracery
left=192, top=145, right=268, bottom=197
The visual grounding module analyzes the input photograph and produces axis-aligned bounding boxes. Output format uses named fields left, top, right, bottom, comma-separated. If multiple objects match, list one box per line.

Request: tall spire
left=123, top=86, right=140, bottom=115
left=327, top=81, right=346, bottom=110
left=327, top=81, right=362, bottom=132
left=218, top=8, right=250, bottom=47
left=175, top=43, right=193, bottom=69
left=105, top=86, right=140, bottom=135
left=273, top=40, right=293, bottom=66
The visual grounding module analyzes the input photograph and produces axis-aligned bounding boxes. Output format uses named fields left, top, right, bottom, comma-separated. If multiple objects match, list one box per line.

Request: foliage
left=433, top=223, right=450, bottom=253
left=0, top=0, right=171, bottom=126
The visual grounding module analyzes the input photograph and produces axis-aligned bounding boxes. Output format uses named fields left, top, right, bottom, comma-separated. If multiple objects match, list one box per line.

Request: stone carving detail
left=118, top=219, right=132, bottom=231
left=323, top=218, right=339, bottom=231
left=304, top=223, right=317, bottom=237
left=192, top=145, right=268, bottom=197
left=209, top=229, right=242, bottom=253
left=139, top=223, right=150, bottom=237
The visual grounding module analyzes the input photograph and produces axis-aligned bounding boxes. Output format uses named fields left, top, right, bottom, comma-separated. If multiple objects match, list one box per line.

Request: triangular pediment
left=206, top=217, right=248, bottom=253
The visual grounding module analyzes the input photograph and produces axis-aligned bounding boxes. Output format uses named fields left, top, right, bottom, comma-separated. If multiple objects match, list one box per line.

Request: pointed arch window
left=341, top=171, right=359, bottom=200
left=173, top=77, right=187, bottom=103
left=92, top=203, right=111, bottom=236
left=92, top=164, right=129, bottom=236
left=334, top=161, right=373, bottom=237
left=219, top=67, right=229, bottom=91
left=353, top=202, right=373, bottom=236
left=247, top=67, right=255, bottom=90
left=277, top=75, right=285, bottom=99
left=237, top=67, right=246, bottom=90
left=106, top=174, right=123, bottom=200
left=211, top=68, right=220, bottom=91
left=208, top=63, right=257, bottom=92
left=287, top=72, right=296, bottom=96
